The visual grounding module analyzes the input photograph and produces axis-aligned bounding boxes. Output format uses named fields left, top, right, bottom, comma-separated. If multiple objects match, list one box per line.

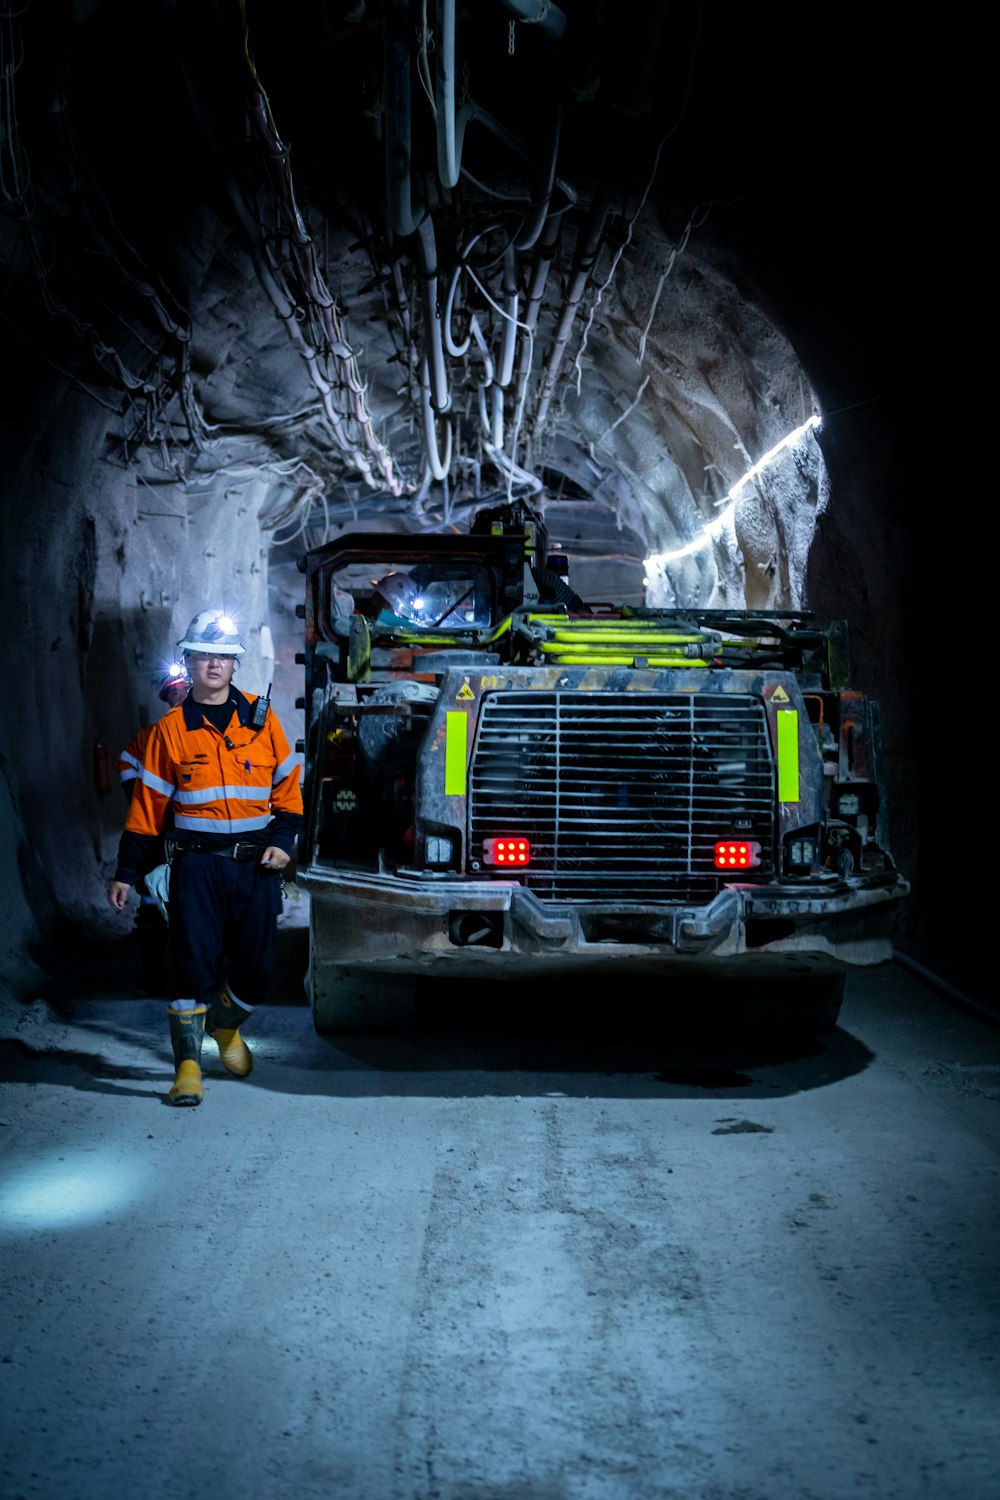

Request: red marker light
left=714, top=840, right=761, bottom=869
left=482, top=837, right=531, bottom=866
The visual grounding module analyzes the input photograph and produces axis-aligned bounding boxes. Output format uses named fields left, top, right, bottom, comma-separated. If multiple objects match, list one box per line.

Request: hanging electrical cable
left=237, top=0, right=410, bottom=496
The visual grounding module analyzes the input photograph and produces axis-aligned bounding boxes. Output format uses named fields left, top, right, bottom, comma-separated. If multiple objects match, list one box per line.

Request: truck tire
left=810, top=973, right=847, bottom=1033
left=308, top=961, right=418, bottom=1034
left=742, top=973, right=846, bottom=1036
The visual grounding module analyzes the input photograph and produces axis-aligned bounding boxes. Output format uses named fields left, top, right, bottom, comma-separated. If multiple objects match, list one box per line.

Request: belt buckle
left=234, top=842, right=257, bottom=861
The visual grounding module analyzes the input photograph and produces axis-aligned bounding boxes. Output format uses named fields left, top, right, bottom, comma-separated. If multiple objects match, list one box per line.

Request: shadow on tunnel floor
left=17, top=921, right=874, bottom=1101
left=288, top=979, right=876, bottom=1100
left=0, top=1005, right=875, bottom=1102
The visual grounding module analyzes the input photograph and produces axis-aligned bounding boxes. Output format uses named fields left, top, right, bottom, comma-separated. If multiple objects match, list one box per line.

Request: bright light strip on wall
left=643, top=414, right=822, bottom=570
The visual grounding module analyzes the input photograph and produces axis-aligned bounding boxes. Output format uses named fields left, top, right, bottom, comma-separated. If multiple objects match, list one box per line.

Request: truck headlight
left=787, top=835, right=818, bottom=870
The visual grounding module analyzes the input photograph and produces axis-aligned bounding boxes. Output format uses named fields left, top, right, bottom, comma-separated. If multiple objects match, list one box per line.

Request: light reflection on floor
left=0, top=1147, right=149, bottom=1229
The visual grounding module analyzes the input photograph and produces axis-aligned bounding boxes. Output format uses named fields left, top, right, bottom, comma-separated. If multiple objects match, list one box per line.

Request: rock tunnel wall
left=0, top=217, right=922, bottom=1010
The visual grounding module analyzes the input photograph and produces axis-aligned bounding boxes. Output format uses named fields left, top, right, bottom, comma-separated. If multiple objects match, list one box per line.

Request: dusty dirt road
left=0, top=899, right=998, bottom=1500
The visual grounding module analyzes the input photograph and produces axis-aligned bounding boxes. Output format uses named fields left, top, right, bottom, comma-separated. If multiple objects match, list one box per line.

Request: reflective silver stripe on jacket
left=172, top=812, right=272, bottom=834
left=119, top=749, right=141, bottom=781
left=137, top=767, right=177, bottom=797
left=172, top=784, right=273, bottom=805
left=272, top=752, right=299, bottom=786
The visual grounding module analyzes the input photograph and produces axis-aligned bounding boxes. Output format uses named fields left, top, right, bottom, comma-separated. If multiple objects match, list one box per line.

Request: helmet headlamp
left=176, top=607, right=246, bottom=656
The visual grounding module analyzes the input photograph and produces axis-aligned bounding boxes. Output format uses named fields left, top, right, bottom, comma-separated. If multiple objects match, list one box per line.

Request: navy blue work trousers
left=169, top=851, right=282, bottom=1008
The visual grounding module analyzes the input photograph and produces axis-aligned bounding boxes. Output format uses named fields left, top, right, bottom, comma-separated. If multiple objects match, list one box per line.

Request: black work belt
left=169, top=840, right=262, bottom=862
left=205, top=841, right=262, bottom=861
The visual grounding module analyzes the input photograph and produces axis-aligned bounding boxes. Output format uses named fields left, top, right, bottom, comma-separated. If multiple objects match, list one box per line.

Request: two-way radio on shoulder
left=250, top=682, right=272, bottom=730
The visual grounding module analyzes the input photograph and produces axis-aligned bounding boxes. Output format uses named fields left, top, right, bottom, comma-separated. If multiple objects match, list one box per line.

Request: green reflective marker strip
left=777, top=708, right=800, bottom=802
left=445, top=711, right=468, bottom=795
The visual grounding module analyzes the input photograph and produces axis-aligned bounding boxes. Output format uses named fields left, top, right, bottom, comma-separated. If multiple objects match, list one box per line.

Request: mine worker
left=369, top=568, right=491, bottom=628
left=107, top=609, right=303, bottom=1107
left=369, top=570, right=421, bottom=622
left=118, top=663, right=190, bottom=799
left=117, top=663, right=190, bottom=995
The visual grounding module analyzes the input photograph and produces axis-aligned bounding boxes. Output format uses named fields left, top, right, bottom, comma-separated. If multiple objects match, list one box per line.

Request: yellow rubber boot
left=167, top=1005, right=207, bottom=1106
left=206, top=989, right=253, bottom=1078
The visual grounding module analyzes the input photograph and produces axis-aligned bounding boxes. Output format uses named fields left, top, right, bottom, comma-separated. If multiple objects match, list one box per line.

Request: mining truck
left=294, top=500, right=909, bottom=1033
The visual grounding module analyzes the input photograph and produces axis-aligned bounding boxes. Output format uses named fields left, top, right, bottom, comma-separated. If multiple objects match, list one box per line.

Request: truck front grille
left=468, top=691, right=776, bottom=902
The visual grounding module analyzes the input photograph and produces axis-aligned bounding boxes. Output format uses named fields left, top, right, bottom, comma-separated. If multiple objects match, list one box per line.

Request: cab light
left=483, top=837, right=531, bottom=866
left=714, top=840, right=761, bottom=869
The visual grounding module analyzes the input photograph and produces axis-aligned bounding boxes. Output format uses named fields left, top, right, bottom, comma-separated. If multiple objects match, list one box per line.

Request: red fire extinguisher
left=94, top=736, right=114, bottom=795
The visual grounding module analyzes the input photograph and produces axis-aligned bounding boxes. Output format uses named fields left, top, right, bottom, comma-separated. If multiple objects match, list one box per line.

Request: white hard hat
left=177, top=609, right=246, bottom=655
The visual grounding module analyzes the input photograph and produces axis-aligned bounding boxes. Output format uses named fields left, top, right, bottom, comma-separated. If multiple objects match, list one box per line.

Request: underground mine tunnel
left=2, top=11, right=996, bottom=1500
left=0, top=1, right=982, bottom=1018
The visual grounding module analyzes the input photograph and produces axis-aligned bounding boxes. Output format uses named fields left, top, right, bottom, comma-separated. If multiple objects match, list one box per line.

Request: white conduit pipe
left=492, top=386, right=505, bottom=449
left=485, top=442, right=543, bottom=494
left=435, top=0, right=459, bottom=190
left=496, top=244, right=519, bottom=390
left=444, top=223, right=501, bottom=360
left=534, top=189, right=611, bottom=426
left=513, top=211, right=561, bottom=408
left=443, top=261, right=473, bottom=358
left=435, top=0, right=567, bottom=213
left=416, top=217, right=451, bottom=416
left=470, top=315, right=496, bottom=387
left=478, top=382, right=504, bottom=450
left=421, top=358, right=453, bottom=481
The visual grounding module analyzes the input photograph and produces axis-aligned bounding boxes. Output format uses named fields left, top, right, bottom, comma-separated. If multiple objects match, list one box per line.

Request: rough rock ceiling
left=5, top=2, right=976, bottom=1004
left=1, top=0, right=835, bottom=611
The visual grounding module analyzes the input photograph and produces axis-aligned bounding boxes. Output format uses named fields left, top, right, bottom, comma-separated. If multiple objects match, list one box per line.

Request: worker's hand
left=108, top=880, right=132, bottom=911
left=260, top=846, right=290, bottom=872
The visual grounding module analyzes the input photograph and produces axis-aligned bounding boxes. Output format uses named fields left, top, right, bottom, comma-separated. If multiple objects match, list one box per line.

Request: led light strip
left=644, top=414, right=822, bottom=571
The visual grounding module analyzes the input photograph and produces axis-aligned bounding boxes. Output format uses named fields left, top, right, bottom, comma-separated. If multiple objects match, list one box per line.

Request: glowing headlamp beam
left=644, top=414, right=822, bottom=570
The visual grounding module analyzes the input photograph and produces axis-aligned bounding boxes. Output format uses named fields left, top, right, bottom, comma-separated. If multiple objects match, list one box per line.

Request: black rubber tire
left=308, top=961, right=418, bottom=1034
left=749, top=973, right=846, bottom=1036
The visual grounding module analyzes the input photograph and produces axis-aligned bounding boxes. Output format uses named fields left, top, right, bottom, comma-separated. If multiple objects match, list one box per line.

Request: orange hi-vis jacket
left=114, top=689, right=303, bottom=887
left=118, top=722, right=156, bottom=796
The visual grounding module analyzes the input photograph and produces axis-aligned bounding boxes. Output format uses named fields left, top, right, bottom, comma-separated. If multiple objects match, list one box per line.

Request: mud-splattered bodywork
left=295, top=503, right=908, bottom=1030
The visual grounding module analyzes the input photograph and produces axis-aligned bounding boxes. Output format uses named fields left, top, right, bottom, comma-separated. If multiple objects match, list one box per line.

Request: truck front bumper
left=299, top=866, right=908, bottom=982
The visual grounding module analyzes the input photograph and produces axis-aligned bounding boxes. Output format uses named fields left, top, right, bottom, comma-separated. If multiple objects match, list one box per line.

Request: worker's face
left=186, top=652, right=235, bottom=696
left=165, top=683, right=188, bottom=708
